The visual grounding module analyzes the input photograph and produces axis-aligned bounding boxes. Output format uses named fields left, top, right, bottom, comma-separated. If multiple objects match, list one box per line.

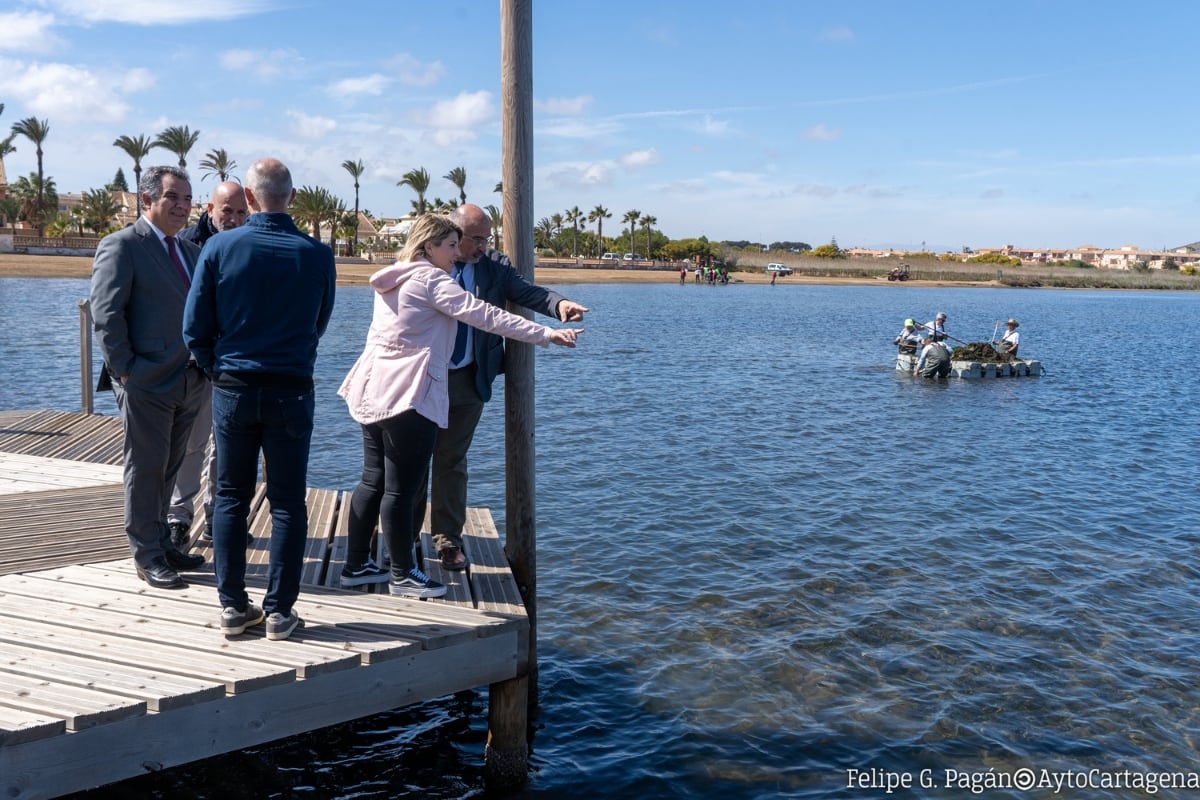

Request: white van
left=601, top=253, right=621, bottom=261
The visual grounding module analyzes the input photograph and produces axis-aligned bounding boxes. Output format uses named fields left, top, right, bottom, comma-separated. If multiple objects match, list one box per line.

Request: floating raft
left=896, top=353, right=1043, bottom=378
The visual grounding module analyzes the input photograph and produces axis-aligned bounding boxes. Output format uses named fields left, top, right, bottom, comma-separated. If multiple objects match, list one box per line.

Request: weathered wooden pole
left=486, top=0, right=534, bottom=789
left=79, top=299, right=94, bottom=415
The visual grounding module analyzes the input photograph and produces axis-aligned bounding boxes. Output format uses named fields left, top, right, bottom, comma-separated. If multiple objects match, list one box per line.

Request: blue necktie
left=451, top=268, right=468, bottom=365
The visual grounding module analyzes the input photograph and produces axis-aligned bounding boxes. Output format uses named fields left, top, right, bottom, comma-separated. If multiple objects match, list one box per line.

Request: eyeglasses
left=467, top=235, right=490, bottom=247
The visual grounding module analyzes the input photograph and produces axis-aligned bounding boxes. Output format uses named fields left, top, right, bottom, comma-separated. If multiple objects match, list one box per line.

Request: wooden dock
left=0, top=410, right=529, bottom=800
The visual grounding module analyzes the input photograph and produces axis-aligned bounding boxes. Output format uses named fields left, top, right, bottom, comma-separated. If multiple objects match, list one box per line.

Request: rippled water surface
left=3, top=278, right=1199, bottom=799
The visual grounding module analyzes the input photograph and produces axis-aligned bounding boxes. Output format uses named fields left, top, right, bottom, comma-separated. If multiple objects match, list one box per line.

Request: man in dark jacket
left=178, top=180, right=247, bottom=249
left=184, top=159, right=335, bottom=641
left=413, top=203, right=587, bottom=570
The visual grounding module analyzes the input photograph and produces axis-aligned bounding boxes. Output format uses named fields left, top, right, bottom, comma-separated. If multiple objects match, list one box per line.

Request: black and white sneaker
left=340, top=558, right=389, bottom=587
left=389, top=567, right=447, bottom=598
left=220, top=602, right=265, bottom=637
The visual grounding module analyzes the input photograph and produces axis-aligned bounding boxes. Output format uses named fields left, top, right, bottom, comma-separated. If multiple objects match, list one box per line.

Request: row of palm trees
left=537, top=206, right=659, bottom=258
left=1, top=103, right=660, bottom=256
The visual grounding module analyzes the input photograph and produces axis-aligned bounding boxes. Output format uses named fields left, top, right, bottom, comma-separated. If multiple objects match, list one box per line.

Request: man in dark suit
left=413, top=203, right=588, bottom=570
left=90, top=165, right=208, bottom=589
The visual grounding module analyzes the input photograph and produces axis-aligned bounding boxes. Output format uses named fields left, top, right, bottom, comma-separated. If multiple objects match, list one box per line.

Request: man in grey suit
left=413, top=203, right=588, bottom=570
left=90, top=165, right=208, bottom=589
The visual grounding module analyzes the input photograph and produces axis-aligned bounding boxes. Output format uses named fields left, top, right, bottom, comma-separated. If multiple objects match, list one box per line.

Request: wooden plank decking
left=0, top=411, right=529, bottom=800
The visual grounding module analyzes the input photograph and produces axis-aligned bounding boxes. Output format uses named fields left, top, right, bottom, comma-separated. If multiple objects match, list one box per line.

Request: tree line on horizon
left=0, top=104, right=788, bottom=264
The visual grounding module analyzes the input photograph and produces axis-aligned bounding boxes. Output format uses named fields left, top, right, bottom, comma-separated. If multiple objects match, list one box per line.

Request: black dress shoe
left=168, top=521, right=191, bottom=550
left=164, top=548, right=206, bottom=571
left=137, top=557, right=185, bottom=589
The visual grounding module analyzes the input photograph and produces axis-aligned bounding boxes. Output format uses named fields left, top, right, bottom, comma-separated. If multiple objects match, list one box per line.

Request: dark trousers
left=211, top=384, right=314, bottom=615
left=412, top=366, right=486, bottom=553
left=348, top=409, right=439, bottom=577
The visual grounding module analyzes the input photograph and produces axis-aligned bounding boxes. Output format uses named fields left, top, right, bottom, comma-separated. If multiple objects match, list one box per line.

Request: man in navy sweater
left=183, top=158, right=336, bottom=641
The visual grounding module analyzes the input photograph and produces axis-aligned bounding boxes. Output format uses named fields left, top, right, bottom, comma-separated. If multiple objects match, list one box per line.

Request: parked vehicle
left=887, top=264, right=910, bottom=281
left=601, top=252, right=621, bottom=261
left=765, top=263, right=794, bottom=276
left=623, top=253, right=644, bottom=261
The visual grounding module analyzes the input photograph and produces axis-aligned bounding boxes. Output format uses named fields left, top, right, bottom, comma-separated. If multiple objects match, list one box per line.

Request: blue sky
left=1, top=0, right=1198, bottom=251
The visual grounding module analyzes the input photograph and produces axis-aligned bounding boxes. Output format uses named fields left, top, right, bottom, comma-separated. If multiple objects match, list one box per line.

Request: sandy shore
left=0, top=253, right=993, bottom=287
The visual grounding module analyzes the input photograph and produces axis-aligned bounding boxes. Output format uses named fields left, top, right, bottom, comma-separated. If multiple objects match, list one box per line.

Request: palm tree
left=80, top=187, right=121, bottom=234
left=484, top=204, right=503, bottom=249
left=444, top=166, right=467, bottom=204
left=564, top=205, right=584, bottom=256
left=11, top=117, right=50, bottom=236
left=397, top=167, right=431, bottom=215
left=341, top=158, right=365, bottom=256
left=494, top=181, right=503, bottom=194
left=152, top=125, right=200, bottom=169
left=291, top=185, right=339, bottom=242
left=587, top=204, right=611, bottom=257
left=550, top=212, right=563, bottom=237
left=534, top=217, right=555, bottom=250
left=112, top=133, right=153, bottom=216
left=622, top=209, right=640, bottom=253
left=10, top=173, right=57, bottom=230
left=199, top=148, right=237, bottom=182
left=640, top=214, right=657, bottom=258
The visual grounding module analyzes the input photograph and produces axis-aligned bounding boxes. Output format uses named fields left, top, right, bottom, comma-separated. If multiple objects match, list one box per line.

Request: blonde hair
left=401, top=214, right=463, bottom=263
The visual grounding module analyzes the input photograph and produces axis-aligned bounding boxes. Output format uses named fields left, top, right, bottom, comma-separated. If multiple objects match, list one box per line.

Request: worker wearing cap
left=997, top=318, right=1020, bottom=359
left=894, top=318, right=922, bottom=354
left=922, top=312, right=948, bottom=343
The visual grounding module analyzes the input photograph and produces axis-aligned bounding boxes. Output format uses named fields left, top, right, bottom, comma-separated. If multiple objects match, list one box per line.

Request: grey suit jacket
left=90, top=217, right=201, bottom=393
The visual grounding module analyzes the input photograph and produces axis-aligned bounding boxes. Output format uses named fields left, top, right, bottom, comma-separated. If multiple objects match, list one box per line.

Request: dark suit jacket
left=467, top=251, right=566, bottom=402
left=90, top=217, right=200, bottom=393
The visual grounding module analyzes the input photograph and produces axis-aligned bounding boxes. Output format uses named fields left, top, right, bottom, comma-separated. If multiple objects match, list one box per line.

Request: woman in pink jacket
left=338, top=214, right=582, bottom=597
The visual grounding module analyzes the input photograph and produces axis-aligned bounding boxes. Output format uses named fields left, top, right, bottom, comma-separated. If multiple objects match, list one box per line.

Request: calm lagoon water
left=3, top=277, right=1199, bottom=799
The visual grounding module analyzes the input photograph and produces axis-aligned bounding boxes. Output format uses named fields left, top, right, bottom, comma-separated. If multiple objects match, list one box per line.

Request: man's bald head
left=449, top=203, right=492, bottom=264
left=209, top=181, right=248, bottom=232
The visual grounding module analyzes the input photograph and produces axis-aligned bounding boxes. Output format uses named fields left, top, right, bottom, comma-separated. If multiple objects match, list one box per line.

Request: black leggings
left=346, top=409, right=438, bottom=576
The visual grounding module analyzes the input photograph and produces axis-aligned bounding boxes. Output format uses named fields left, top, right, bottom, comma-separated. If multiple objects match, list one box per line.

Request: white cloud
left=387, top=53, right=446, bottom=87
left=701, top=115, right=730, bottom=135
left=804, top=123, right=841, bottom=141
left=4, top=60, right=153, bottom=122
left=542, top=161, right=615, bottom=189
left=44, top=0, right=277, bottom=25
left=820, top=26, right=855, bottom=43
left=535, top=95, right=594, bottom=116
left=286, top=110, right=337, bottom=139
left=328, top=74, right=390, bottom=98
left=619, top=148, right=660, bottom=169
left=712, top=170, right=765, bottom=187
left=421, top=91, right=495, bottom=145
left=218, top=48, right=301, bottom=80
left=0, top=11, right=63, bottom=52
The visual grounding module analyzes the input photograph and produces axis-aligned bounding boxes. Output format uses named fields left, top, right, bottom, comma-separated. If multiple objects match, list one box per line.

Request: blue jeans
left=211, top=384, right=314, bottom=615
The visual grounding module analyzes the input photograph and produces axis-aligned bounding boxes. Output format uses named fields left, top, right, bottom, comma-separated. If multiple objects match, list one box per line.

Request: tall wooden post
left=486, top=0, right=534, bottom=789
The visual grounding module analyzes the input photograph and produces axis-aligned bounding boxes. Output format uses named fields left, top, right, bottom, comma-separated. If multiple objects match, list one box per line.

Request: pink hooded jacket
left=338, top=260, right=553, bottom=428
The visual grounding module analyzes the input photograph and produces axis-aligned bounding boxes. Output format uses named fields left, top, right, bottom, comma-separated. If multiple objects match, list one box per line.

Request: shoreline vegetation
left=2, top=253, right=1198, bottom=290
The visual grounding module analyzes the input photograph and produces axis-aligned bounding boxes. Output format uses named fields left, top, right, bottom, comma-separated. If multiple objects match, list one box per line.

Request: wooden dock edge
left=0, top=629, right=521, bottom=800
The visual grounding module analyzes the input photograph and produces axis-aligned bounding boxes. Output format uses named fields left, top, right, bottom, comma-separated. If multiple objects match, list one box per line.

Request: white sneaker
left=389, top=567, right=447, bottom=598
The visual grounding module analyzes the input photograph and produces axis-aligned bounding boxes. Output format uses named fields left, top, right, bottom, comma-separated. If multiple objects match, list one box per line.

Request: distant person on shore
left=90, top=165, right=208, bottom=590
left=997, top=318, right=1020, bottom=359
left=914, top=337, right=951, bottom=378
left=680, top=266, right=687, bottom=285
left=338, top=213, right=584, bottom=597
left=183, top=158, right=336, bottom=641
left=894, top=318, right=921, bottom=354
left=409, top=203, right=587, bottom=572
left=167, top=181, right=249, bottom=549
